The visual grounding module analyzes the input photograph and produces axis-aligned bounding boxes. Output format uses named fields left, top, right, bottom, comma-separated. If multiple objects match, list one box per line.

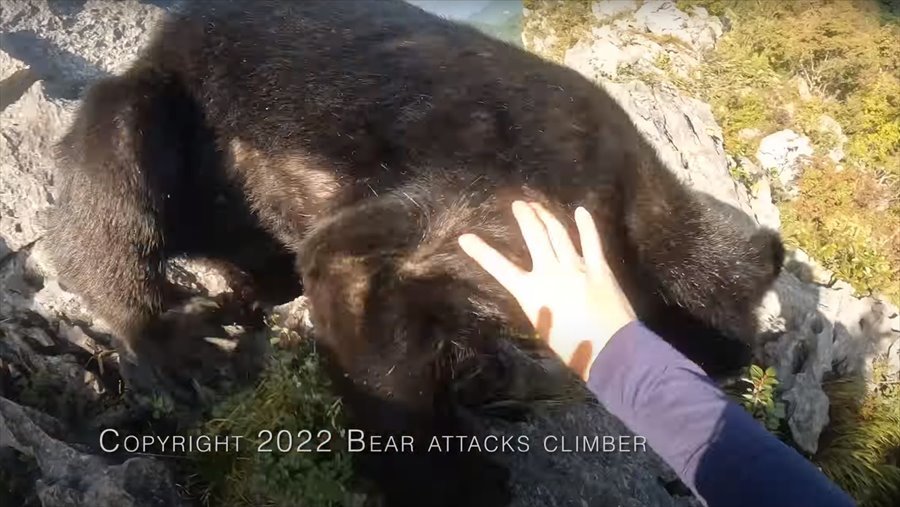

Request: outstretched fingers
left=574, top=207, right=609, bottom=278
left=511, top=200, right=556, bottom=270
left=529, top=202, right=580, bottom=265
left=458, top=233, right=526, bottom=294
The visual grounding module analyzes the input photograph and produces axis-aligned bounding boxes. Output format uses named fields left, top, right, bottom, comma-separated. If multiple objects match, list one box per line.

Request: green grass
left=816, top=361, right=900, bottom=507
left=187, top=323, right=355, bottom=506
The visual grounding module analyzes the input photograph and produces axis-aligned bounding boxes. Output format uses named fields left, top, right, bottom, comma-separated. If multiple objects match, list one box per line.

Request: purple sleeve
left=586, top=321, right=855, bottom=507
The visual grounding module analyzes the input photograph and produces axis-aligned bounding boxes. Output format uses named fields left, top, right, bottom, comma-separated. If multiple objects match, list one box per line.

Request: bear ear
left=750, top=228, right=785, bottom=279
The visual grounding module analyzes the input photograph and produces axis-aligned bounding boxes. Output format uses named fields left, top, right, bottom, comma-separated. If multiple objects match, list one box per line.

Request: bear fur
left=47, top=1, right=784, bottom=505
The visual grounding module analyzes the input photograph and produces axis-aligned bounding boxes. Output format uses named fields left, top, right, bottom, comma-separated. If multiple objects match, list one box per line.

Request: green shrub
left=730, top=362, right=900, bottom=506
left=188, top=325, right=354, bottom=506
left=735, top=365, right=787, bottom=433
left=686, top=0, right=900, bottom=304
left=841, top=72, right=900, bottom=174
left=780, top=161, right=900, bottom=302
left=816, top=362, right=900, bottom=507
left=681, top=5, right=900, bottom=502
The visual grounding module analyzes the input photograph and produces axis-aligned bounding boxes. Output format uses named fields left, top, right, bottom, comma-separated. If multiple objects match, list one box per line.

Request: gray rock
left=0, top=397, right=182, bottom=507
left=1, top=3, right=206, bottom=504
left=0, top=45, right=28, bottom=78
left=792, top=76, right=813, bottom=101
left=886, top=333, right=900, bottom=381
left=0, top=58, right=75, bottom=250
left=0, top=0, right=165, bottom=95
left=633, top=1, right=723, bottom=51
left=784, top=248, right=834, bottom=286
left=781, top=373, right=830, bottom=453
left=749, top=177, right=781, bottom=230
left=563, top=1, right=718, bottom=85
left=272, top=295, right=316, bottom=332
left=737, top=127, right=761, bottom=142
left=601, top=80, right=754, bottom=215
left=757, top=270, right=900, bottom=452
left=565, top=37, right=624, bottom=79
left=728, top=156, right=781, bottom=229
left=0, top=47, right=38, bottom=111
left=533, top=0, right=719, bottom=80
left=755, top=129, right=814, bottom=194
left=816, top=115, right=848, bottom=164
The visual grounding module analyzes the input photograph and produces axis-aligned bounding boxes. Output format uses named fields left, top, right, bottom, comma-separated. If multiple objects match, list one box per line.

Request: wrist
left=583, top=319, right=638, bottom=380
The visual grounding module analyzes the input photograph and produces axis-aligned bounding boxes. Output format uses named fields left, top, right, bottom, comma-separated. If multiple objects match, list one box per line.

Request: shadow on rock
left=0, top=30, right=107, bottom=99
left=0, top=240, right=278, bottom=506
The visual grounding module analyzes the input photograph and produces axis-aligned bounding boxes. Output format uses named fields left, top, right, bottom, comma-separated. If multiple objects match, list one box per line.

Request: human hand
left=458, top=201, right=636, bottom=380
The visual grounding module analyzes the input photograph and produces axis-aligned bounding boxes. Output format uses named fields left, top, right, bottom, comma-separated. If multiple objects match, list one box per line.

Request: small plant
left=187, top=325, right=355, bottom=506
left=729, top=163, right=756, bottom=190
left=816, top=362, right=900, bottom=507
left=736, top=364, right=786, bottom=432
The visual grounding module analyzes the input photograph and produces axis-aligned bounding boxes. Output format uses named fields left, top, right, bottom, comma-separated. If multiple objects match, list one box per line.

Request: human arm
left=459, top=201, right=855, bottom=507
left=589, top=320, right=855, bottom=507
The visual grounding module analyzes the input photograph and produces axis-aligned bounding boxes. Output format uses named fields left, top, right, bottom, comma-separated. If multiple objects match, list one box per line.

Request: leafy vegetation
left=735, top=365, right=787, bottom=433
left=187, top=322, right=355, bottom=506
left=684, top=0, right=900, bottom=304
left=730, top=362, right=900, bottom=506
left=780, top=160, right=899, bottom=301
left=524, top=0, right=900, bottom=302
left=816, top=361, right=900, bottom=507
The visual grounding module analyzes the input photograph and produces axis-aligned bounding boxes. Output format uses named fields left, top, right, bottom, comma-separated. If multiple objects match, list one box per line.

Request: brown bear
left=47, top=1, right=783, bottom=505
